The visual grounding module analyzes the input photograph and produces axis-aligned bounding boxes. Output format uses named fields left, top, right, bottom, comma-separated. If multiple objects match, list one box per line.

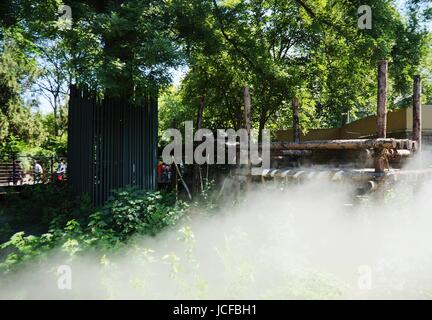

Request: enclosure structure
left=276, top=105, right=432, bottom=142
left=68, top=86, right=158, bottom=205
left=230, top=61, right=430, bottom=193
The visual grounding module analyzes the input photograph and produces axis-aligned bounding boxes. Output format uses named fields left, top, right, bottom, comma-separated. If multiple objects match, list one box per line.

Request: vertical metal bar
left=146, top=96, right=148, bottom=189
left=102, top=97, right=107, bottom=204
left=96, top=96, right=102, bottom=205
left=154, top=94, right=158, bottom=189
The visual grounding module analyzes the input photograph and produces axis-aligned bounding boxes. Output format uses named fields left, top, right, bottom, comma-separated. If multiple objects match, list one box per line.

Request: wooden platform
left=256, top=167, right=432, bottom=182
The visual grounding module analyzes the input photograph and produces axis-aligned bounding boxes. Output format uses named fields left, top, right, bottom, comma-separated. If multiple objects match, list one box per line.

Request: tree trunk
left=193, top=96, right=205, bottom=193
left=377, top=60, right=388, bottom=139
left=292, top=97, right=300, bottom=142
left=243, top=86, right=252, bottom=187
left=413, top=75, right=422, bottom=150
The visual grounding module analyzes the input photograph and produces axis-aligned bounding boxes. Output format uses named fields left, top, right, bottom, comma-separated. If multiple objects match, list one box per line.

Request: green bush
left=0, top=188, right=188, bottom=274
left=0, top=182, right=93, bottom=242
left=89, top=188, right=187, bottom=240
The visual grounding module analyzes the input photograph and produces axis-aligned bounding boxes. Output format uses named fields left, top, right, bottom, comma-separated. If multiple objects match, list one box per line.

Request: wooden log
left=264, top=139, right=397, bottom=151
left=366, top=180, right=378, bottom=192
left=292, top=97, right=300, bottom=143
left=171, top=119, right=178, bottom=194
left=243, top=86, right=251, bottom=138
left=376, top=61, right=388, bottom=173
left=377, top=60, right=388, bottom=138
left=374, top=146, right=388, bottom=173
left=395, top=139, right=412, bottom=150
left=247, top=167, right=432, bottom=183
left=274, top=150, right=313, bottom=156
left=388, top=149, right=411, bottom=158
left=193, top=96, right=205, bottom=193
left=243, top=86, right=252, bottom=186
left=413, top=75, right=422, bottom=150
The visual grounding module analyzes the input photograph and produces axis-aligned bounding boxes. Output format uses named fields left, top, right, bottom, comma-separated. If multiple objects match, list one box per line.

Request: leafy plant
left=89, top=188, right=187, bottom=240
left=0, top=188, right=188, bottom=274
left=0, top=182, right=93, bottom=241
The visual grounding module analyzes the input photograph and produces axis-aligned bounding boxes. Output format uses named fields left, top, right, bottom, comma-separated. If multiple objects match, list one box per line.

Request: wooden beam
left=377, top=60, right=388, bottom=138
left=193, top=96, right=205, bottom=193
left=243, top=86, right=252, bottom=186
left=413, top=75, right=422, bottom=150
left=243, top=86, right=251, bottom=138
left=292, top=97, right=300, bottom=143
left=265, top=139, right=398, bottom=151
left=197, top=96, right=205, bottom=130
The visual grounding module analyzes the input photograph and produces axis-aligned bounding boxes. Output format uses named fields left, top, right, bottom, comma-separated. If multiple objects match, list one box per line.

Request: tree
left=175, top=0, right=432, bottom=133
left=34, top=39, right=72, bottom=137
left=0, top=37, right=45, bottom=151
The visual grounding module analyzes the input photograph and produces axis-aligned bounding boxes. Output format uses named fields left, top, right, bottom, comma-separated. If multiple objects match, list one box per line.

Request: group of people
left=157, top=160, right=173, bottom=183
left=33, top=159, right=67, bottom=184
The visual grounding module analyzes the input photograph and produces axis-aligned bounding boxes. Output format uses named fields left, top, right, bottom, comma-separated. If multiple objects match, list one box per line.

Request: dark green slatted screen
left=68, top=85, right=158, bottom=205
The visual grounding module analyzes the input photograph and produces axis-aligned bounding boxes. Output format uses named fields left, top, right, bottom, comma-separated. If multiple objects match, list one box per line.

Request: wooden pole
left=292, top=97, right=300, bottom=143
left=375, top=60, right=388, bottom=173
left=172, top=156, right=192, bottom=200
left=243, top=86, right=252, bottom=185
left=193, top=96, right=205, bottom=193
left=243, top=86, right=251, bottom=138
left=197, top=96, right=205, bottom=130
left=12, top=153, right=17, bottom=186
left=255, top=139, right=398, bottom=151
left=377, top=60, right=388, bottom=139
left=413, top=75, right=422, bottom=151
left=171, top=119, right=178, bottom=196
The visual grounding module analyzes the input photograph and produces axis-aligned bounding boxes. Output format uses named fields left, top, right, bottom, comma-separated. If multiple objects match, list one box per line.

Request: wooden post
left=12, top=153, right=17, bottom=186
left=193, top=97, right=205, bottom=193
left=243, top=86, right=252, bottom=185
left=375, top=60, right=388, bottom=173
left=171, top=119, right=178, bottom=196
left=413, top=75, right=422, bottom=151
left=197, top=96, right=204, bottom=130
left=243, top=86, right=251, bottom=138
left=377, top=60, right=388, bottom=138
left=172, top=156, right=192, bottom=200
left=292, top=97, right=300, bottom=143
left=50, top=156, right=54, bottom=181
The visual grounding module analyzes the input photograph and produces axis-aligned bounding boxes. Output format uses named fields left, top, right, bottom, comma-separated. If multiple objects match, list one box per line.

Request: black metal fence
left=68, top=86, right=158, bottom=205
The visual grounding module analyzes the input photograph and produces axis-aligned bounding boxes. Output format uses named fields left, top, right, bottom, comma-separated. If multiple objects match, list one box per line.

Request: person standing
left=56, top=159, right=67, bottom=181
left=157, top=160, right=164, bottom=183
left=34, top=160, right=43, bottom=184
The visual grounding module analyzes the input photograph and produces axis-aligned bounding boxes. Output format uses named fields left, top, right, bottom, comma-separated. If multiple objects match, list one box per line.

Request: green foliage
left=0, top=188, right=187, bottom=274
left=157, top=0, right=432, bottom=132
left=158, top=86, right=189, bottom=135
left=57, top=0, right=184, bottom=98
left=2, top=0, right=431, bottom=143
left=89, top=189, right=186, bottom=240
left=0, top=182, right=93, bottom=243
left=0, top=38, right=45, bottom=148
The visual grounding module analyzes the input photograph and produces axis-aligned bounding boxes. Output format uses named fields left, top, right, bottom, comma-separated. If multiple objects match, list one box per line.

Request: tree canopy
left=0, top=0, right=431, bottom=150
left=169, top=0, right=432, bottom=133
